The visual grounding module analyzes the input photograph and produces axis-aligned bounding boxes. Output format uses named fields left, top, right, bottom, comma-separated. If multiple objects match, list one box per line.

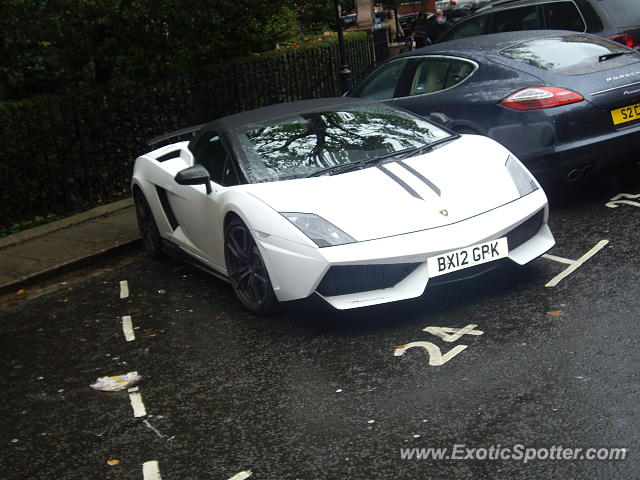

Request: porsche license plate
left=427, top=238, right=508, bottom=278
left=611, top=102, right=640, bottom=125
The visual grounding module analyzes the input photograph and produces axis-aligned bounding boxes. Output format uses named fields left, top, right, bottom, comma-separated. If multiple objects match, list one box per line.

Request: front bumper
left=256, top=188, right=553, bottom=309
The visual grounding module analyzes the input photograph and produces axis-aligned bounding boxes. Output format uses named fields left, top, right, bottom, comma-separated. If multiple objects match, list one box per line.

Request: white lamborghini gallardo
left=131, top=97, right=554, bottom=314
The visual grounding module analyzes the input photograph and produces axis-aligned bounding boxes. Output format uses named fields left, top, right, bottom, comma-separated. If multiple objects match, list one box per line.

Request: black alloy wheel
left=224, top=217, right=277, bottom=315
left=134, top=188, right=162, bottom=259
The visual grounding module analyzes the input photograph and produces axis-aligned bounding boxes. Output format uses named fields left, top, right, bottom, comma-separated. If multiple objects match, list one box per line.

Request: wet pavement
left=1, top=169, right=639, bottom=479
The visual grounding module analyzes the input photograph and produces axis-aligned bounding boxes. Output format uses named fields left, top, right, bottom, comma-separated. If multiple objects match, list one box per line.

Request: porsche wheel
left=134, top=188, right=162, bottom=259
left=225, top=218, right=277, bottom=315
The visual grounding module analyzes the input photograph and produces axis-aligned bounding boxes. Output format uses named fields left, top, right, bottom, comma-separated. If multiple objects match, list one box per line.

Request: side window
left=543, top=1, right=585, bottom=31
left=490, top=6, right=539, bottom=33
left=444, top=15, right=488, bottom=41
left=407, top=58, right=476, bottom=96
left=443, top=60, right=475, bottom=89
left=192, top=132, right=229, bottom=185
left=353, top=60, right=407, bottom=100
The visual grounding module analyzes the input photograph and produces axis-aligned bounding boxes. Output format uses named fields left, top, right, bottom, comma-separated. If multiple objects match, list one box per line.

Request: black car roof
left=393, top=29, right=583, bottom=59
left=211, top=97, right=378, bottom=131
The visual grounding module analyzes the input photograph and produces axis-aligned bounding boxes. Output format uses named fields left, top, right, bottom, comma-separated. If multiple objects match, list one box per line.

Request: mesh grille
left=317, top=263, right=421, bottom=297
left=506, top=209, right=544, bottom=250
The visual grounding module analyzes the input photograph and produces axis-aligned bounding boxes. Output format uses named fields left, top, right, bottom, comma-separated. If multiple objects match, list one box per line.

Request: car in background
left=398, top=10, right=467, bottom=40
left=343, top=9, right=389, bottom=29
left=398, top=11, right=463, bottom=43
left=436, top=0, right=479, bottom=12
left=437, top=0, right=640, bottom=49
left=341, top=12, right=357, bottom=28
left=445, top=6, right=477, bottom=24
left=348, top=30, right=640, bottom=183
left=399, top=12, right=420, bottom=36
left=133, top=98, right=553, bottom=314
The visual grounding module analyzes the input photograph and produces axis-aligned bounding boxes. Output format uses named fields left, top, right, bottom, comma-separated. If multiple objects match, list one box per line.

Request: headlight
left=506, top=154, right=538, bottom=197
left=281, top=213, right=355, bottom=247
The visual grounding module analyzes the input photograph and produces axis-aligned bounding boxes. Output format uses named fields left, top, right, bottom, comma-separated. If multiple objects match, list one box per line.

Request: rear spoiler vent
left=147, top=123, right=205, bottom=148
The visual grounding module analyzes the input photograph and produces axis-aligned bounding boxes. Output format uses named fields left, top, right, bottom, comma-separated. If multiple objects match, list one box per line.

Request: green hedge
left=0, top=32, right=374, bottom=235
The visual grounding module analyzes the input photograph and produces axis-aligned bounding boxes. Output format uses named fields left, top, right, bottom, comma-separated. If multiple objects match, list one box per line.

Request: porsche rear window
left=500, top=34, right=635, bottom=74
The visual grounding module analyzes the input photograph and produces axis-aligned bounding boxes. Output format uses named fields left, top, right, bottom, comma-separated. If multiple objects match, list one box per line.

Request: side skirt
left=160, top=239, right=230, bottom=284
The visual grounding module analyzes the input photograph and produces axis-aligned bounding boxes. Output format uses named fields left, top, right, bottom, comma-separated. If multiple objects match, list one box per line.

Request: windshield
left=500, top=34, right=635, bottom=75
left=234, top=103, right=450, bottom=182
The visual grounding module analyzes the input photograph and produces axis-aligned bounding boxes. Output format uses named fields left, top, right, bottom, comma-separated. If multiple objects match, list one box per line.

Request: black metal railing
left=0, top=33, right=378, bottom=236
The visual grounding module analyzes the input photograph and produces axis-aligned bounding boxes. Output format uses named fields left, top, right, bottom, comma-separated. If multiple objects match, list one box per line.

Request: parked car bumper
left=516, top=120, right=640, bottom=183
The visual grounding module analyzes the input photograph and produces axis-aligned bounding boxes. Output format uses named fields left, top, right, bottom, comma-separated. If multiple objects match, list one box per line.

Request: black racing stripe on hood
left=378, top=165, right=423, bottom=200
left=397, top=160, right=442, bottom=197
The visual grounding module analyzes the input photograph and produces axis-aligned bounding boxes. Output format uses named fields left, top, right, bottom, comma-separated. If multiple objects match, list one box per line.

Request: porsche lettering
left=606, top=71, right=640, bottom=82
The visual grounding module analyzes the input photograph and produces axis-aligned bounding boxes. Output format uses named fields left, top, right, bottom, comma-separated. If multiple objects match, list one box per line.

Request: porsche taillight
left=499, top=87, right=584, bottom=111
left=606, top=34, right=640, bottom=49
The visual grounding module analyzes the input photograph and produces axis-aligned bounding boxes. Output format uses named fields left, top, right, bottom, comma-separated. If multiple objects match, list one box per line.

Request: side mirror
left=174, top=165, right=212, bottom=194
left=429, top=112, right=451, bottom=127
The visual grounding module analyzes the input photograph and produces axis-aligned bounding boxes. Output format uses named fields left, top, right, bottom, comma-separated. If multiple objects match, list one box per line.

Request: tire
left=134, top=188, right=163, bottom=259
left=224, top=217, right=278, bottom=315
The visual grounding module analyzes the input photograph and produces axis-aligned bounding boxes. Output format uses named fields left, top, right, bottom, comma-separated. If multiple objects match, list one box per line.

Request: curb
left=0, top=197, right=134, bottom=250
left=0, top=238, right=142, bottom=297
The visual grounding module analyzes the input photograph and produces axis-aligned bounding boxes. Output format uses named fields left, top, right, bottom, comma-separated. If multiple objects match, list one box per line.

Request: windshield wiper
left=304, top=134, right=460, bottom=178
left=397, top=134, right=460, bottom=160
left=305, top=146, right=421, bottom=177
left=599, top=51, right=633, bottom=62
left=304, top=162, right=364, bottom=177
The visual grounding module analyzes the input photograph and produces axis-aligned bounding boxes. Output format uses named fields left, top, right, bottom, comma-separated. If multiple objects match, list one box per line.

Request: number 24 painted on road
left=394, top=324, right=483, bottom=366
left=606, top=193, right=640, bottom=209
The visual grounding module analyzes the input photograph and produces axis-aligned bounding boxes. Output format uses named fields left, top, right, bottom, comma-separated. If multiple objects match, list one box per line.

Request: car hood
left=240, top=135, right=522, bottom=242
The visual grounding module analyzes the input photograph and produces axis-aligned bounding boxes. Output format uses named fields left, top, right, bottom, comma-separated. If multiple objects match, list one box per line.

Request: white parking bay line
left=128, top=387, right=147, bottom=417
left=119, top=280, right=129, bottom=299
left=228, top=471, right=252, bottom=480
left=541, top=254, right=574, bottom=265
left=142, top=460, right=162, bottom=480
left=122, top=315, right=135, bottom=342
left=543, top=240, right=609, bottom=287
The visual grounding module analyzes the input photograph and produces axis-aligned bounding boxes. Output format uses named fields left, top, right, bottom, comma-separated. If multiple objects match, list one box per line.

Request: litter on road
left=90, top=371, right=142, bottom=392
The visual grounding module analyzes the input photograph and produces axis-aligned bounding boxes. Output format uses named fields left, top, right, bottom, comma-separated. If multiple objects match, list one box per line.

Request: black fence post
left=334, top=0, right=352, bottom=93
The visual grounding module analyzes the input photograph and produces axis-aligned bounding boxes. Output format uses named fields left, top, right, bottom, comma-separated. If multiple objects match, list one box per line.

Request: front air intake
left=506, top=209, right=544, bottom=250
left=317, top=263, right=421, bottom=297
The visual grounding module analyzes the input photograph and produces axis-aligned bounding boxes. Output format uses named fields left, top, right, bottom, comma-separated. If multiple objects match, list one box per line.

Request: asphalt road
left=1, top=168, right=639, bottom=480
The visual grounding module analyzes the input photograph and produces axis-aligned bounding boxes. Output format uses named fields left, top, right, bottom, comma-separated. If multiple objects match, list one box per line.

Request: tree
left=0, top=0, right=303, bottom=100
left=289, top=0, right=356, bottom=35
